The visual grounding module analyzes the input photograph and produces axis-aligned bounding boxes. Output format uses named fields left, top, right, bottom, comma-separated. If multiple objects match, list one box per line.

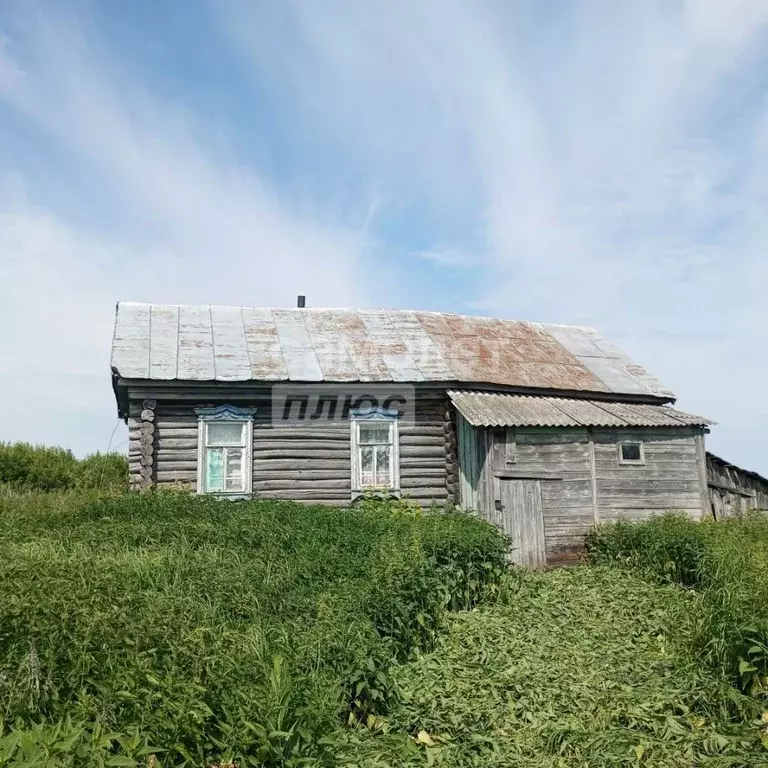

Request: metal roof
left=111, top=303, right=675, bottom=398
left=448, top=391, right=713, bottom=428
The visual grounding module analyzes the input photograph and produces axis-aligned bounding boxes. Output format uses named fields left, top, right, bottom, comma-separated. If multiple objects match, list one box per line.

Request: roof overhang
left=448, top=390, right=714, bottom=429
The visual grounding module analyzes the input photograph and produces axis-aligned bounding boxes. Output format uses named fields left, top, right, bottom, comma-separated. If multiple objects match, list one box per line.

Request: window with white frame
left=619, top=441, right=644, bottom=464
left=196, top=406, right=256, bottom=494
left=350, top=408, right=400, bottom=494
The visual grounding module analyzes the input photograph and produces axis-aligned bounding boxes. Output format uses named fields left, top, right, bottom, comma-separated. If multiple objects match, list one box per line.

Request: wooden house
left=706, top=453, right=768, bottom=519
left=111, top=302, right=714, bottom=567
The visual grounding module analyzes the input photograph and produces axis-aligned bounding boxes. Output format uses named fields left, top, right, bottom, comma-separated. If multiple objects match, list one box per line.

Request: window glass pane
left=207, top=422, right=244, bottom=446
left=360, top=445, right=375, bottom=486
left=225, top=448, right=243, bottom=491
left=359, top=422, right=390, bottom=445
left=206, top=448, right=225, bottom=491
left=621, top=443, right=642, bottom=462
left=375, top=445, right=391, bottom=486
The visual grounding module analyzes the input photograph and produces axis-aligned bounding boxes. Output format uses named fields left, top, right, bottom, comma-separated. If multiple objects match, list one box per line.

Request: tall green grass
left=0, top=442, right=128, bottom=492
left=0, top=491, right=506, bottom=766
left=586, top=512, right=768, bottom=700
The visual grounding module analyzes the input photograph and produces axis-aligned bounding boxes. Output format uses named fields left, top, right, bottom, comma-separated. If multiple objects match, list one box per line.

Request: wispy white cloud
left=221, top=0, right=768, bottom=471
left=0, top=5, right=377, bottom=454
left=2, top=1, right=768, bottom=472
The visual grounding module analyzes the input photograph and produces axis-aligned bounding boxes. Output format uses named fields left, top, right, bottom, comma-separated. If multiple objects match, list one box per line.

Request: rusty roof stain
left=448, top=391, right=713, bottom=428
left=111, top=303, right=676, bottom=399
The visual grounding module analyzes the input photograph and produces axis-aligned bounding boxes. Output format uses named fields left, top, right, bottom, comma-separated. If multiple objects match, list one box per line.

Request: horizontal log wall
left=127, top=389, right=450, bottom=507
left=593, top=428, right=703, bottom=522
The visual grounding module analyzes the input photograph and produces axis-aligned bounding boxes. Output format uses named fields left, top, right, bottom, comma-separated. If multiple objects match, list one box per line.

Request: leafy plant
left=0, top=442, right=128, bottom=493
left=586, top=511, right=768, bottom=701
left=0, top=491, right=505, bottom=766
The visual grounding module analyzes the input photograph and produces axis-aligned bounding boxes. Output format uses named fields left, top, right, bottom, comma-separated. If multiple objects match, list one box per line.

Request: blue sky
left=1, top=1, right=767, bottom=472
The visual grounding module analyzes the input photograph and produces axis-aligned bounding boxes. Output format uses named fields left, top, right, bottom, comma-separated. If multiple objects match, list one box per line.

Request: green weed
left=0, top=491, right=505, bottom=766
left=586, top=512, right=768, bottom=700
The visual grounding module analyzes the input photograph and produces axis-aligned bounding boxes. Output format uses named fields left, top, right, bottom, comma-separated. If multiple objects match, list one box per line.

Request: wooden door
left=498, top=479, right=546, bottom=569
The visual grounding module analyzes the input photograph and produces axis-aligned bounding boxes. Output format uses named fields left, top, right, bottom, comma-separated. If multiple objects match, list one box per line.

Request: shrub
left=0, top=492, right=506, bottom=766
left=586, top=512, right=768, bottom=700
left=0, top=442, right=128, bottom=492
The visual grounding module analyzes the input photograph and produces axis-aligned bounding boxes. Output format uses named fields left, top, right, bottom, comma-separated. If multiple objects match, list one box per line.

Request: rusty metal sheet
left=358, top=309, right=425, bottom=382
left=241, top=307, right=288, bottom=380
left=149, top=305, right=179, bottom=380
left=302, top=310, right=359, bottom=381
left=272, top=309, right=323, bottom=381
left=176, top=305, right=215, bottom=380
left=331, top=309, right=391, bottom=381
left=387, top=310, right=454, bottom=380
left=112, top=302, right=150, bottom=378
left=210, top=306, right=252, bottom=381
left=111, top=304, right=677, bottom=399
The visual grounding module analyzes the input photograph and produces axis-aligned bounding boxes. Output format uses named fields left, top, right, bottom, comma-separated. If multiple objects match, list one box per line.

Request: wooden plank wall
left=127, top=389, right=451, bottom=507
left=466, top=425, right=706, bottom=566
left=706, top=453, right=768, bottom=518
left=514, top=429, right=593, bottom=565
left=472, top=428, right=593, bottom=566
left=592, top=428, right=703, bottom=522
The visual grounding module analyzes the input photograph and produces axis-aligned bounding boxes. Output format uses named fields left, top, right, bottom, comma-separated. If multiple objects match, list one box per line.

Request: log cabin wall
left=127, top=387, right=451, bottom=507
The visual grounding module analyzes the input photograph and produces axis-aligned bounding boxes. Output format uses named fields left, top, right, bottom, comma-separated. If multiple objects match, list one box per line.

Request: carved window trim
left=350, top=407, right=400, bottom=499
left=195, top=405, right=256, bottom=495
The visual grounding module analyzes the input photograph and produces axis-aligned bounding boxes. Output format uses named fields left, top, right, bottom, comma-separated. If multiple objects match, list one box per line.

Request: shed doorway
left=497, top=479, right=546, bottom=569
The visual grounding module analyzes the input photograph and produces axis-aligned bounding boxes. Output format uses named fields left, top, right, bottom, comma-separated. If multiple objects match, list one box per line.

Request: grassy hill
left=1, top=484, right=767, bottom=766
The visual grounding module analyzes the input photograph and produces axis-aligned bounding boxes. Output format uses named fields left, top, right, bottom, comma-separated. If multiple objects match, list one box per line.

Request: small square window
left=619, top=442, right=644, bottom=464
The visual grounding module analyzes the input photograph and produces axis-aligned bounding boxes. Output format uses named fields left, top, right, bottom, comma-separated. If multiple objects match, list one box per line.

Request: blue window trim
left=349, top=406, right=401, bottom=499
left=349, top=406, right=400, bottom=421
left=195, top=405, right=256, bottom=495
left=195, top=404, right=257, bottom=422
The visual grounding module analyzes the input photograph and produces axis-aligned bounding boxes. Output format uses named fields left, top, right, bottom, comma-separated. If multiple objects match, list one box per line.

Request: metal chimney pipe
left=297, top=295, right=306, bottom=308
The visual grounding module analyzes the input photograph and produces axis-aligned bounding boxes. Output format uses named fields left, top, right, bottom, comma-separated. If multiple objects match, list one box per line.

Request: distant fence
left=707, top=452, right=768, bottom=519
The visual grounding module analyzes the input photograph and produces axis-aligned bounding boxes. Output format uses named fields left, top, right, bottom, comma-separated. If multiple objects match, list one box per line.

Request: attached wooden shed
left=111, top=302, right=714, bottom=567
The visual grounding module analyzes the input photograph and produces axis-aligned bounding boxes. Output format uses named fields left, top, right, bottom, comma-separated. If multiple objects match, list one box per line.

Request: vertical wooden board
left=112, top=303, right=150, bottom=378
left=694, top=431, right=709, bottom=520
left=457, top=414, right=478, bottom=509
left=500, top=479, right=546, bottom=569
left=177, top=305, right=215, bottom=380
left=589, top=429, right=598, bottom=524
left=210, top=306, right=252, bottom=381
left=272, top=310, right=324, bottom=381
left=149, top=305, right=179, bottom=380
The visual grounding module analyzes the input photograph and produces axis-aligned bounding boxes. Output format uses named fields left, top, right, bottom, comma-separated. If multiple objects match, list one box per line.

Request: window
left=619, top=441, right=644, bottom=464
left=196, top=406, right=256, bottom=495
left=350, top=408, right=400, bottom=495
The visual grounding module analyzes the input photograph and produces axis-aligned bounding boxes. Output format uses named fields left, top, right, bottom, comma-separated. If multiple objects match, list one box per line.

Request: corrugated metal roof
left=448, top=391, right=714, bottom=428
left=111, top=303, right=675, bottom=398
